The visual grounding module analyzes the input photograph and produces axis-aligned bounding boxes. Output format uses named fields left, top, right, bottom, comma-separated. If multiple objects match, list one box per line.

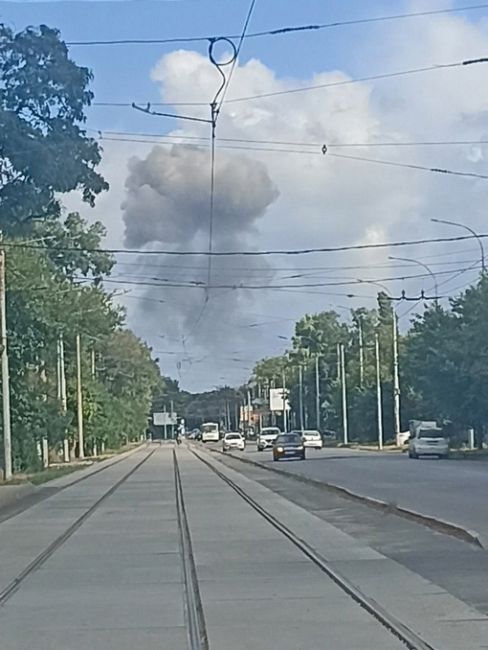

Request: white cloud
left=71, top=8, right=488, bottom=390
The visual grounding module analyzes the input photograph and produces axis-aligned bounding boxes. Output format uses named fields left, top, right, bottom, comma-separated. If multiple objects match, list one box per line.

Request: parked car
left=408, top=427, right=449, bottom=459
left=257, top=427, right=281, bottom=451
left=301, top=430, right=323, bottom=449
left=272, top=433, right=306, bottom=461
left=222, top=432, right=245, bottom=452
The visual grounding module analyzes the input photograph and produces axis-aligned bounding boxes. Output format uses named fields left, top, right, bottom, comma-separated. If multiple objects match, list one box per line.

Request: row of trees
left=0, top=24, right=164, bottom=474
left=250, top=277, right=488, bottom=445
left=2, top=214, right=164, bottom=472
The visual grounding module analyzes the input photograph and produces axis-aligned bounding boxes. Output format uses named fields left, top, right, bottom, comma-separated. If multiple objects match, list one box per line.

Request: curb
left=208, top=446, right=486, bottom=550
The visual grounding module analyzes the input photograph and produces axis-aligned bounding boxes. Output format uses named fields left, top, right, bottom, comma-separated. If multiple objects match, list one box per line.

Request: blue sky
left=1, top=0, right=485, bottom=134
left=2, top=1, right=488, bottom=390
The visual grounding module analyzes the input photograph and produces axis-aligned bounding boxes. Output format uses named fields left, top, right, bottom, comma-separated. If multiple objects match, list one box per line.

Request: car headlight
left=297, top=445, right=304, bottom=450
left=276, top=446, right=284, bottom=452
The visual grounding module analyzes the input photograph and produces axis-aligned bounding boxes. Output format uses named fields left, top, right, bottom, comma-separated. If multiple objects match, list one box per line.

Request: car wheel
left=408, top=451, right=417, bottom=459
left=273, top=456, right=278, bottom=462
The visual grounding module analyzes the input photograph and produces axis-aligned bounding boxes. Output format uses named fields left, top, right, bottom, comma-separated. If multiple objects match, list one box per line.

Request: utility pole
left=358, top=318, right=364, bottom=389
left=58, top=334, right=69, bottom=462
left=171, top=399, right=174, bottom=439
left=375, top=333, right=383, bottom=450
left=91, top=347, right=96, bottom=379
left=315, top=355, right=320, bottom=431
left=247, top=389, right=252, bottom=433
left=298, top=364, right=304, bottom=431
left=76, top=333, right=84, bottom=459
left=163, top=403, right=167, bottom=440
left=0, top=249, right=12, bottom=480
left=392, top=311, right=401, bottom=445
left=336, top=343, right=341, bottom=380
left=340, top=343, right=348, bottom=444
left=282, top=370, right=288, bottom=433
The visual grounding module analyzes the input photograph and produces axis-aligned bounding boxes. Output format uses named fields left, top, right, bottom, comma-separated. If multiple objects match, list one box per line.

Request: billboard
left=153, top=412, right=177, bottom=426
left=269, top=388, right=290, bottom=412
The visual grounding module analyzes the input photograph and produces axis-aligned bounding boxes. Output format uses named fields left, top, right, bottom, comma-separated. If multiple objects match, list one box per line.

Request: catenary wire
left=67, top=4, right=488, bottom=46
left=95, top=134, right=488, bottom=180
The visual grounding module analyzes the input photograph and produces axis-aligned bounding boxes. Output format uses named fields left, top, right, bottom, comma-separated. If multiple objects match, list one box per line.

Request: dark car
left=272, top=433, right=306, bottom=461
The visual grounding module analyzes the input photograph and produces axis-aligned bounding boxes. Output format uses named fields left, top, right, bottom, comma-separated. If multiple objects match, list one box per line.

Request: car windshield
left=276, top=435, right=302, bottom=444
left=225, top=434, right=241, bottom=440
left=261, top=429, right=279, bottom=435
left=303, top=431, right=320, bottom=437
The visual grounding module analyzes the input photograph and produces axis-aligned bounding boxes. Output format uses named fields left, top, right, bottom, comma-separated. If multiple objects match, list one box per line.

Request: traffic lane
left=240, top=445, right=488, bottom=542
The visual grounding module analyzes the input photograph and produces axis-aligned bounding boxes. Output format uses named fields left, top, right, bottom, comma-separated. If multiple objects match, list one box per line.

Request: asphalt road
left=237, top=445, right=488, bottom=543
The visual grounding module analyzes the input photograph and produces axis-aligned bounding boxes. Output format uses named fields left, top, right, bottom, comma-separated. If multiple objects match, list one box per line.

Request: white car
left=408, top=428, right=449, bottom=459
left=301, top=430, right=323, bottom=449
left=257, top=427, right=281, bottom=451
left=222, top=432, right=245, bottom=452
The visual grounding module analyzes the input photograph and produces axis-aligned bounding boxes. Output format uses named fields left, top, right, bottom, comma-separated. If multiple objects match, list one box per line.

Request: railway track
left=189, top=446, right=438, bottom=650
left=0, top=447, right=155, bottom=607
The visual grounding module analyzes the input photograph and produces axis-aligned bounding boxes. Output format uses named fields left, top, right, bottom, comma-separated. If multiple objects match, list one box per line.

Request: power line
left=92, top=128, right=488, bottom=149
left=93, top=56, right=488, bottom=107
left=96, top=134, right=488, bottom=180
left=225, top=57, right=488, bottom=104
left=8, top=233, right=488, bottom=258
left=68, top=4, right=488, bottom=46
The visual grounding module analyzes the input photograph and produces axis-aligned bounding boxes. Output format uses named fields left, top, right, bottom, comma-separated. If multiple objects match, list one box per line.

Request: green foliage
left=0, top=24, right=107, bottom=233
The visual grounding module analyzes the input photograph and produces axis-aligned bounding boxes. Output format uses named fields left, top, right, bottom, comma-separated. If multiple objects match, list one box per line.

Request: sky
left=1, top=0, right=488, bottom=391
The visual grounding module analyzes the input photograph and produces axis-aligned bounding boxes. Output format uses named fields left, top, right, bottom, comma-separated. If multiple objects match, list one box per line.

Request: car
left=408, top=427, right=449, bottom=459
left=301, top=429, right=323, bottom=449
left=257, top=427, right=281, bottom=451
left=222, top=432, right=246, bottom=452
left=272, top=433, right=306, bottom=461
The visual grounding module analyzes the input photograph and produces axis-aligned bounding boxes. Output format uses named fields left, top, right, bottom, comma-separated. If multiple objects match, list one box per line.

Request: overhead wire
left=8, top=232, right=488, bottom=257
left=95, top=133, right=488, bottom=181
left=67, top=4, right=488, bottom=46
left=93, top=57, right=488, bottom=108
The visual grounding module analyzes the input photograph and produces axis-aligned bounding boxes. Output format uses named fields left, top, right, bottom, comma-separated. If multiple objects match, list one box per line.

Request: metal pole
left=315, top=355, right=320, bottom=431
left=0, top=249, right=12, bottom=480
left=392, top=311, right=401, bottom=444
left=91, top=347, right=96, bottom=379
left=358, top=319, right=364, bottom=389
left=336, top=343, right=341, bottom=380
left=340, top=344, right=348, bottom=444
left=163, top=403, right=167, bottom=440
left=282, top=370, right=288, bottom=433
left=298, top=364, right=304, bottom=431
left=75, top=333, right=84, bottom=459
left=59, top=334, right=69, bottom=462
left=389, top=255, right=438, bottom=302
left=171, top=399, right=174, bottom=439
left=375, top=333, right=383, bottom=450
left=431, top=218, right=485, bottom=274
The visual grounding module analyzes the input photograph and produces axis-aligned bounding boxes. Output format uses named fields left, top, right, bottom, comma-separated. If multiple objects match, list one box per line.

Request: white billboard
left=153, top=412, right=177, bottom=426
left=269, top=388, right=290, bottom=412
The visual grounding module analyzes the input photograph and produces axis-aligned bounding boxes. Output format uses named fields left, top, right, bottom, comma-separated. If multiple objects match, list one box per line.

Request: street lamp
left=388, top=255, right=438, bottom=301
left=431, top=218, right=486, bottom=274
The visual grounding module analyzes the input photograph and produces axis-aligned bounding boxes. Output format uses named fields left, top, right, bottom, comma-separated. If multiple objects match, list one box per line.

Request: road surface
left=1, top=443, right=488, bottom=649
left=240, top=445, right=488, bottom=542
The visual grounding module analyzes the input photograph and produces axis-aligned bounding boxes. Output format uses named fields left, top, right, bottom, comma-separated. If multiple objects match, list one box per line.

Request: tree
left=0, top=24, right=108, bottom=233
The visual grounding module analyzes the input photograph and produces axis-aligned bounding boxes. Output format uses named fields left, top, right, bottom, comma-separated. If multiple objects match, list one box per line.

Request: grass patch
left=27, top=465, right=85, bottom=485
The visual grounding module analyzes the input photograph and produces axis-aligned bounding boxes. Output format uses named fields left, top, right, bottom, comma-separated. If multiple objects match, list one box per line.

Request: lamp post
left=389, top=255, right=438, bottom=302
left=431, top=218, right=485, bottom=274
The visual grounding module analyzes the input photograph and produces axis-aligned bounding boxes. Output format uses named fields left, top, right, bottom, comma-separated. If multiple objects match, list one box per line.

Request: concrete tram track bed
left=191, top=445, right=488, bottom=649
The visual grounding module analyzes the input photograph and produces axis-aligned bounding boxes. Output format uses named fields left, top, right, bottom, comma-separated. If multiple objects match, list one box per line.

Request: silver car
left=408, top=428, right=449, bottom=459
left=257, top=427, right=281, bottom=451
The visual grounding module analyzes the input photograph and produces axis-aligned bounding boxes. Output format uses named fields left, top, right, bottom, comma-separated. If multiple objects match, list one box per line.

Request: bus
left=201, top=422, right=220, bottom=443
